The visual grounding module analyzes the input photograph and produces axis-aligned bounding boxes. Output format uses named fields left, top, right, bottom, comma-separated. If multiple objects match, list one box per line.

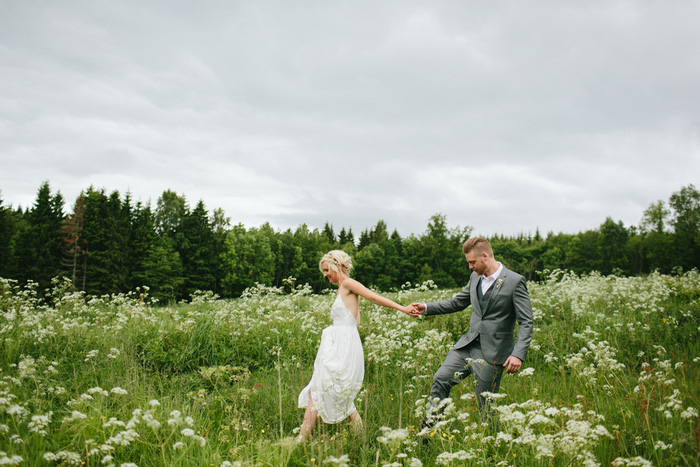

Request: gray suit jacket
left=425, top=266, right=534, bottom=365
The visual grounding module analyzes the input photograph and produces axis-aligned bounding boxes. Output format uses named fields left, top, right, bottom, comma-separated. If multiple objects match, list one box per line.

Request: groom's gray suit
left=424, top=265, right=533, bottom=418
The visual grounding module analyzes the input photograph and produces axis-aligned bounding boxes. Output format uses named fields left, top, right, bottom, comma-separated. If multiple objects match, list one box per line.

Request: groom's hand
left=503, top=356, right=522, bottom=374
left=410, top=303, right=425, bottom=316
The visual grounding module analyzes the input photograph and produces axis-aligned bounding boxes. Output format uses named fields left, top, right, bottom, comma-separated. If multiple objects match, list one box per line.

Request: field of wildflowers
left=1, top=270, right=699, bottom=466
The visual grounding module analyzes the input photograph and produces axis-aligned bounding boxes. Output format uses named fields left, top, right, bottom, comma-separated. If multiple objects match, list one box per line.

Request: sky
left=1, top=1, right=699, bottom=238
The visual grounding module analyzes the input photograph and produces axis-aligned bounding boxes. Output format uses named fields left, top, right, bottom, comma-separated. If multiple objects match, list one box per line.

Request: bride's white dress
left=298, top=294, right=364, bottom=423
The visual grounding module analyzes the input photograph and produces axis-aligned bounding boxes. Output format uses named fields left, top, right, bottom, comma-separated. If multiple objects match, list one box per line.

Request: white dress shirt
left=479, top=262, right=503, bottom=294
left=424, top=262, right=503, bottom=312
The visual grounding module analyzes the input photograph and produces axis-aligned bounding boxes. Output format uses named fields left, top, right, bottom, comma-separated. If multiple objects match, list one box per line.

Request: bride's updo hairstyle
left=319, top=250, right=353, bottom=277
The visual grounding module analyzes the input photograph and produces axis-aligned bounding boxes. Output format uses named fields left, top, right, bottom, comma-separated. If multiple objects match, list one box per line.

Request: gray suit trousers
left=428, top=340, right=504, bottom=418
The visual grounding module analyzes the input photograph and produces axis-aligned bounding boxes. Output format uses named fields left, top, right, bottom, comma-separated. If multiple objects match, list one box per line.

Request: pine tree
left=179, top=200, right=217, bottom=296
left=15, top=182, right=65, bottom=288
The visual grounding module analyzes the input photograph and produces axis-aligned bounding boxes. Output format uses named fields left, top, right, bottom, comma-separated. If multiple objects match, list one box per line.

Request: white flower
left=110, top=387, right=128, bottom=395
left=681, top=407, right=699, bottom=419
left=324, top=454, right=350, bottom=466
left=377, top=426, right=409, bottom=445
left=168, top=410, right=183, bottom=426
left=192, top=435, right=206, bottom=447
left=28, top=411, right=53, bottom=435
left=181, top=428, right=195, bottom=437
left=149, top=399, right=160, bottom=407
left=88, top=387, right=109, bottom=396
left=173, top=442, right=185, bottom=450
left=63, top=410, right=88, bottom=423
left=654, top=440, right=672, bottom=450
left=611, top=457, right=653, bottom=467
left=519, top=367, right=535, bottom=376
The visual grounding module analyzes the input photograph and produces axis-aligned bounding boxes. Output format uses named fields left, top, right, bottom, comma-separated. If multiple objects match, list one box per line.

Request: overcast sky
left=1, top=1, right=699, bottom=238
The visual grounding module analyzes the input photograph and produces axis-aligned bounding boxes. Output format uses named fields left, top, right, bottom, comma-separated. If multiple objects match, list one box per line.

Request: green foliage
left=0, top=272, right=698, bottom=466
left=1, top=183, right=700, bottom=300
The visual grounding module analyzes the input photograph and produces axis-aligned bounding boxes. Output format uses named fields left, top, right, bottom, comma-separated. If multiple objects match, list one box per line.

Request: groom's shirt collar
left=479, top=262, right=503, bottom=294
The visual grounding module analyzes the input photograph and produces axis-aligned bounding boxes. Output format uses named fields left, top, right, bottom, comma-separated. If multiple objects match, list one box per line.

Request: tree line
left=1, top=182, right=698, bottom=302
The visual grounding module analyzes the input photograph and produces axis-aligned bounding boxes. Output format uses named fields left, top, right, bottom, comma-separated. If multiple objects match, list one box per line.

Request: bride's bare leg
left=348, top=410, right=363, bottom=435
left=298, top=394, right=318, bottom=442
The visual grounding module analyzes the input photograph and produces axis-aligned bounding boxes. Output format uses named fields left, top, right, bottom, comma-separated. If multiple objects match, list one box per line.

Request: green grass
left=1, top=271, right=699, bottom=466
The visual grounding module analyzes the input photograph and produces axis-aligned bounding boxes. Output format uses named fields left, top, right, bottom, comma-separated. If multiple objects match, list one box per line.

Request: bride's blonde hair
left=319, top=250, right=353, bottom=276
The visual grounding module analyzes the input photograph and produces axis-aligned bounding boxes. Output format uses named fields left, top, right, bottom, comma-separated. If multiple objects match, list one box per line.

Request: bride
left=297, top=250, right=414, bottom=442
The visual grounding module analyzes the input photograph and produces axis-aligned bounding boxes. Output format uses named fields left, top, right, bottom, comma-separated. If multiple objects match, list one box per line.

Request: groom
left=411, top=237, right=533, bottom=428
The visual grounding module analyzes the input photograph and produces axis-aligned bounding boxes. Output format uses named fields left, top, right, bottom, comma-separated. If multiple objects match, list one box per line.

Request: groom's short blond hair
left=462, top=237, right=493, bottom=257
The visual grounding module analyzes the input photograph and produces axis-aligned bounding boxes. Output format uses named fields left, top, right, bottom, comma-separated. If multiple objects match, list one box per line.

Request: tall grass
left=1, top=270, right=699, bottom=466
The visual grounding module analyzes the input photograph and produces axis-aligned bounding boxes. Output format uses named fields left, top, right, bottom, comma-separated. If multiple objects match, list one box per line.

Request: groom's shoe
left=418, top=420, right=433, bottom=446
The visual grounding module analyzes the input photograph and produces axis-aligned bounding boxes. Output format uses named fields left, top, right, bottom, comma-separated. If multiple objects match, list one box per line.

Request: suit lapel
left=482, top=268, right=508, bottom=313
left=470, top=273, right=483, bottom=315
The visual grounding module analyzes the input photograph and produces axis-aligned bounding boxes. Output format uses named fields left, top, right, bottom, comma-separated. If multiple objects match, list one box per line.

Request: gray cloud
left=1, top=0, right=699, bottom=236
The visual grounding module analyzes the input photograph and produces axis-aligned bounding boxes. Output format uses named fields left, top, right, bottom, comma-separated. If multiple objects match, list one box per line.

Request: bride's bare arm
left=343, top=278, right=413, bottom=315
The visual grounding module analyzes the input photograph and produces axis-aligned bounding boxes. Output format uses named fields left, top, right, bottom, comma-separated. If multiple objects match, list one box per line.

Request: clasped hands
left=399, top=303, right=425, bottom=316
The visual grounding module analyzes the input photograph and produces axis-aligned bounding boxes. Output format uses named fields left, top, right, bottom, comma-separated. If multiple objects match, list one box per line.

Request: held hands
left=409, top=303, right=425, bottom=317
left=399, top=304, right=424, bottom=316
left=503, top=355, right=522, bottom=374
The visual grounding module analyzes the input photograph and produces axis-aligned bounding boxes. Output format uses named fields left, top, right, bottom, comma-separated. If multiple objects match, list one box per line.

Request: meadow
left=1, top=270, right=699, bottom=466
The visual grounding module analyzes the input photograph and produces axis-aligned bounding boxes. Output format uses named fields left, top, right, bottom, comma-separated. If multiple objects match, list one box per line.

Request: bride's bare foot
left=349, top=411, right=364, bottom=436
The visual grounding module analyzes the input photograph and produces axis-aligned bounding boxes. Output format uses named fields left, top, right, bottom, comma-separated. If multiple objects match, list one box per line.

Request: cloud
left=1, top=0, right=699, bottom=236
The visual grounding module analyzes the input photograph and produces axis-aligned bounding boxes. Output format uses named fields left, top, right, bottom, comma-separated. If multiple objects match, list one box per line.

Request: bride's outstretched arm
left=343, top=278, right=414, bottom=315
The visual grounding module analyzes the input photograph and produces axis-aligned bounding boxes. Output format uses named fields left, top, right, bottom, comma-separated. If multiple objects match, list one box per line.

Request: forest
left=0, top=182, right=698, bottom=302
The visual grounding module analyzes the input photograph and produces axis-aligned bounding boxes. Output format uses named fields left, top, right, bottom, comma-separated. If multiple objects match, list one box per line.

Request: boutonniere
left=496, top=278, right=504, bottom=289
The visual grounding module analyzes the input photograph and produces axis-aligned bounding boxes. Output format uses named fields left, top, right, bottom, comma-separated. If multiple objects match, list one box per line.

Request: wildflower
left=42, top=451, right=82, bottom=465
left=519, top=367, right=535, bottom=376
left=18, top=356, right=37, bottom=379
left=480, top=391, right=507, bottom=401
left=6, top=404, right=29, bottom=420
left=120, top=463, right=139, bottom=467
left=435, top=450, right=477, bottom=465
left=28, top=411, right=53, bottom=435
left=103, top=418, right=126, bottom=428
left=88, top=387, right=109, bottom=396
left=181, top=428, right=195, bottom=437
left=168, top=410, right=183, bottom=426
left=107, top=428, right=139, bottom=446
left=529, top=414, right=554, bottom=425
left=63, top=410, right=88, bottom=423
left=323, top=454, right=350, bottom=466
left=611, top=457, right=653, bottom=467
left=377, top=426, right=409, bottom=447
left=192, top=435, right=206, bottom=447
left=84, top=350, right=99, bottom=362
left=0, top=451, right=22, bottom=464
left=110, top=387, right=128, bottom=395
left=654, top=440, right=672, bottom=450
left=681, top=407, right=698, bottom=419
left=173, top=442, right=185, bottom=450
left=143, top=412, right=161, bottom=430
left=149, top=399, right=160, bottom=407
left=107, top=348, right=121, bottom=359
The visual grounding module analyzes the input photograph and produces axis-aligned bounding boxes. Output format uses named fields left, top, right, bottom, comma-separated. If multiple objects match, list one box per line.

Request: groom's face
left=465, top=251, right=488, bottom=275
